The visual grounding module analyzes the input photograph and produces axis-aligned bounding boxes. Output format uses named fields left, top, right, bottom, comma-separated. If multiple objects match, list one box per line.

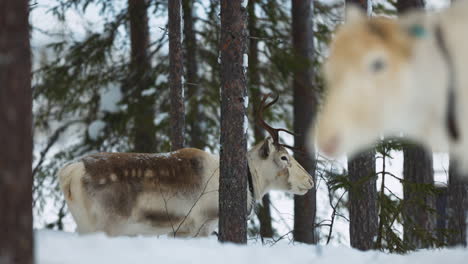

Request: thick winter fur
left=314, top=2, right=468, bottom=172
left=58, top=137, right=313, bottom=237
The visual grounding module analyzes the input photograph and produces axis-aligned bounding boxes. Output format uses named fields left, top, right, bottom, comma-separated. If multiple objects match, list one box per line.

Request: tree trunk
left=183, top=0, right=205, bottom=149
left=348, top=151, right=378, bottom=250
left=218, top=0, right=248, bottom=244
left=169, top=0, right=185, bottom=150
left=402, top=147, right=436, bottom=248
left=292, top=0, right=318, bottom=244
left=0, top=1, right=33, bottom=263
left=447, top=159, right=467, bottom=247
left=346, top=0, right=368, bottom=11
left=248, top=0, right=274, bottom=239
left=396, top=0, right=424, bottom=12
left=344, top=0, right=378, bottom=251
left=435, top=186, right=448, bottom=244
left=128, top=0, right=157, bottom=152
left=396, top=0, right=437, bottom=249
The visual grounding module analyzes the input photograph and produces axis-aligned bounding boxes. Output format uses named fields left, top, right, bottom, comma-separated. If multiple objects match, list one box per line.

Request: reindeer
left=314, top=2, right=468, bottom=173
left=58, top=94, right=314, bottom=237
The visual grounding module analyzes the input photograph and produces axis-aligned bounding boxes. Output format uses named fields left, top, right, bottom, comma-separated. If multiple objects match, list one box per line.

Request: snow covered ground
left=37, top=230, right=467, bottom=264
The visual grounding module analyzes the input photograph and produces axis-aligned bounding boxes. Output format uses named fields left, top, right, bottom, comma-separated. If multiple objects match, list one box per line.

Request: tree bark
left=248, top=0, right=274, bottom=239
left=169, top=0, right=185, bottom=150
left=396, top=0, right=437, bottom=249
left=183, top=0, right=205, bottom=149
left=0, top=1, right=33, bottom=263
left=447, top=160, right=467, bottom=247
left=292, top=0, right=318, bottom=244
left=348, top=151, right=378, bottom=250
left=435, top=186, right=448, bottom=244
left=402, top=147, right=436, bottom=248
left=344, top=0, right=378, bottom=251
left=219, top=0, right=248, bottom=244
left=128, top=0, right=157, bottom=152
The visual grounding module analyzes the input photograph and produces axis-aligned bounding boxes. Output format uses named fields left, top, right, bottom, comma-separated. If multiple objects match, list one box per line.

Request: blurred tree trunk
left=248, top=0, right=274, bottom=239
left=183, top=0, right=205, bottom=149
left=435, top=186, right=448, bottom=244
left=346, top=0, right=369, bottom=11
left=345, top=0, right=378, bottom=251
left=169, top=0, right=185, bottom=150
left=292, top=0, right=318, bottom=245
left=396, top=0, right=424, bottom=11
left=447, top=160, right=467, bottom=247
left=396, top=0, right=437, bottom=249
left=0, top=0, right=33, bottom=263
left=219, top=0, right=248, bottom=244
left=128, top=0, right=157, bottom=152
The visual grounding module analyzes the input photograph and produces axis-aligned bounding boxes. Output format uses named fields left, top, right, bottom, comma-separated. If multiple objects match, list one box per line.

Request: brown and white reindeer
left=58, top=94, right=314, bottom=237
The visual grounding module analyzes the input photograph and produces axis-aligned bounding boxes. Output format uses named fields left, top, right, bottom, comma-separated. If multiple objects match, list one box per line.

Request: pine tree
left=345, top=0, right=378, bottom=251
left=248, top=0, right=274, bottom=239
left=183, top=0, right=205, bottom=149
left=292, top=0, right=318, bottom=244
left=0, top=0, right=33, bottom=263
left=447, top=160, right=467, bottom=247
left=435, top=186, right=448, bottom=244
left=169, top=0, right=185, bottom=150
left=402, top=146, right=435, bottom=248
left=218, top=0, right=248, bottom=244
left=128, top=0, right=157, bottom=152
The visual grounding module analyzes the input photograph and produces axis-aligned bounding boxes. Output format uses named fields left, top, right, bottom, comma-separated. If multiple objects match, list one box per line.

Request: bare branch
left=32, top=120, right=81, bottom=177
left=173, top=167, right=219, bottom=236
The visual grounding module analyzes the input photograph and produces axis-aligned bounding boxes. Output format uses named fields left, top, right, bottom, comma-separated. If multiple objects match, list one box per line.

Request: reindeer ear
left=345, top=5, right=365, bottom=23
left=259, top=139, right=271, bottom=159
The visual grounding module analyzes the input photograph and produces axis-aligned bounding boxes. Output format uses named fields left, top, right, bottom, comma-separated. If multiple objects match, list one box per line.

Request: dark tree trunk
left=258, top=195, right=274, bottom=238
left=248, top=0, right=274, bottom=239
left=169, top=0, right=185, bottom=150
left=345, top=0, right=378, bottom=251
left=348, top=151, right=378, bottom=250
left=396, top=0, right=436, bottom=249
left=447, top=160, right=467, bottom=247
left=435, top=186, right=448, bottom=244
left=292, top=0, right=318, bottom=244
left=402, top=147, right=436, bottom=248
left=183, top=0, right=205, bottom=149
left=218, top=0, right=248, bottom=244
left=396, top=0, right=425, bottom=12
left=346, top=0, right=368, bottom=10
left=128, top=0, right=157, bottom=152
left=0, top=1, right=33, bottom=263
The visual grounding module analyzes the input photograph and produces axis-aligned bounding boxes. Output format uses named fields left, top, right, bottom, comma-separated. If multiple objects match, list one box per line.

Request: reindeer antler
left=256, top=93, right=302, bottom=152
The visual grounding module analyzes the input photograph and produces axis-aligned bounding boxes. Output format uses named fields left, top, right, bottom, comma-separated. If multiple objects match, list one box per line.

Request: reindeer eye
left=281, top=156, right=288, bottom=161
left=370, top=58, right=386, bottom=73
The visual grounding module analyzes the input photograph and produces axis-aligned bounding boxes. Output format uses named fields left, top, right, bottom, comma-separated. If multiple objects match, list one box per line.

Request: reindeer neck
left=246, top=155, right=268, bottom=201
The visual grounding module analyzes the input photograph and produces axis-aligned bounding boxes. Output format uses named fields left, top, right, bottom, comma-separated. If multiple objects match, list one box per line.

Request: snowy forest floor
left=37, top=230, right=467, bottom=264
